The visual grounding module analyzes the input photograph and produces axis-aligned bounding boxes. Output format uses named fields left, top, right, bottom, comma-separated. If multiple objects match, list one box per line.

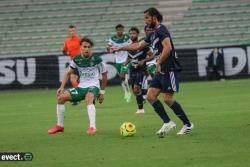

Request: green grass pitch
left=0, top=79, right=250, bottom=167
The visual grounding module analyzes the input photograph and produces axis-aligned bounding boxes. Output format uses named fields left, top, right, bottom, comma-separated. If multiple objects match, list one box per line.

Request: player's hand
left=106, top=44, right=112, bottom=52
left=109, top=46, right=120, bottom=53
left=156, top=62, right=165, bottom=75
left=98, top=94, right=104, bottom=104
left=57, top=87, right=64, bottom=96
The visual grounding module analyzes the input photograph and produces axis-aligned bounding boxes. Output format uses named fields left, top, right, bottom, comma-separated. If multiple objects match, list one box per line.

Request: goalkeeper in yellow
left=48, top=37, right=107, bottom=134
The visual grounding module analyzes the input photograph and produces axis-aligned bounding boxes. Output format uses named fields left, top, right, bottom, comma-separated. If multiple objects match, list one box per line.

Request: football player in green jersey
left=107, top=24, right=132, bottom=102
left=48, top=37, right=107, bottom=134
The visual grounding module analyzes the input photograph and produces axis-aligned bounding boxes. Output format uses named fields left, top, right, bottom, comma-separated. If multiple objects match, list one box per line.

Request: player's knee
left=120, top=76, right=125, bottom=81
left=57, top=95, right=65, bottom=104
left=133, top=85, right=141, bottom=95
left=164, top=96, right=173, bottom=106
left=146, top=93, right=156, bottom=103
left=85, top=92, right=94, bottom=105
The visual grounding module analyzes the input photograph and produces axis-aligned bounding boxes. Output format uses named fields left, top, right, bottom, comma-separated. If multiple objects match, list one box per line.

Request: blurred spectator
left=61, top=25, right=81, bottom=88
left=206, top=48, right=225, bottom=81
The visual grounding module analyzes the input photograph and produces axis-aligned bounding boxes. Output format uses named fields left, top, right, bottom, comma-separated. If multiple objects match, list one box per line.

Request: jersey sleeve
left=157, top=29, right=170, bottom=42
left=97, top=62, right=107, bottom=74
left=127, top=38, right=132, bottom=45
left=70, top=60, right=77, bottom=69
left=108, top=38, right=114, bottom=46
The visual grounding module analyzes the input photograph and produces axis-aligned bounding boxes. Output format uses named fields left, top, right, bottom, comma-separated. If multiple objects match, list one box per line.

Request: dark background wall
left=0, top=45, right=249, bottom=90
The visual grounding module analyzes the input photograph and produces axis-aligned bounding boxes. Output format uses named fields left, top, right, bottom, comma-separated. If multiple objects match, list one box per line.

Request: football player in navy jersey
left=110, top=8, right=193, bottom=137
left=125, top=27, right=154, bottom=114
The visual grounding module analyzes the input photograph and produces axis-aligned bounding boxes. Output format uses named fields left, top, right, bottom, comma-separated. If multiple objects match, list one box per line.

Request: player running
left=107, top=24, right=132, bottom=103
left=125, top=27, right=154, bottom=114
left=49, top=37, right=107, bottom=134
left=110, top=8, right=194, bottom=136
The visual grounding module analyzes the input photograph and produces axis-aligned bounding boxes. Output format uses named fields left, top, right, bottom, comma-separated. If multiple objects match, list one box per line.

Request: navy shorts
left=150, top=71, right=179, bottom=93
left=130, top=70, right=147, bottom=88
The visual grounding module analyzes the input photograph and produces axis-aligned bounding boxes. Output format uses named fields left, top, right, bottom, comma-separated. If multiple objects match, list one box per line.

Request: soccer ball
left=120, top=122, right=136, bottom=137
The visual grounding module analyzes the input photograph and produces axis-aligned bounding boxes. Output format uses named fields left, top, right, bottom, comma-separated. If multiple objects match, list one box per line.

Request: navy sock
left=142, top=89, right=147, bottom=97
left=136, top=93, right=144, bottom=109
left=170, top=101, right=191, bottom=126
left=151, top=99, right=170, bottom=123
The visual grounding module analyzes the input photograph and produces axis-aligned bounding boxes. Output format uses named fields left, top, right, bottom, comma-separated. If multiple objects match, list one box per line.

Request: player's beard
left=149, top=19, right=156, bottom=29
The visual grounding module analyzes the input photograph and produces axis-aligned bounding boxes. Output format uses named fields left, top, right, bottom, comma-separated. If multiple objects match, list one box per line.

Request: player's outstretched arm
left=110, top=40, right=148, bottom=52
left=57, top=67, right=73, bottom=96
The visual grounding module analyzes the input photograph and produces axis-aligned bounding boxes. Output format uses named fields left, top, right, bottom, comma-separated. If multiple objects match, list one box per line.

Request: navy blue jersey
left=128, top=45, right=149, bottom=71
left=144, top=24, right=181, bottom=72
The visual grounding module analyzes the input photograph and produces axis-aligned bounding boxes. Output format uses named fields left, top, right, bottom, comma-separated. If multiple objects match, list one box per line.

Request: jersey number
left=70, top=88, right=78, bottom=95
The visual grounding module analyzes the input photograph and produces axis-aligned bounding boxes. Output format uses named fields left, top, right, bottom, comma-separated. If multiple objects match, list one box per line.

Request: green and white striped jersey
left=70, top=54, right=106, bottom=88
left=108, top=34, right=132, bottom=63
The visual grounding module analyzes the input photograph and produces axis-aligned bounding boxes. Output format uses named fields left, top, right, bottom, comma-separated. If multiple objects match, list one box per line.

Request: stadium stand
left=0, top=0, right=250, bottom=57
left=170, top=0, right=250, bottom=48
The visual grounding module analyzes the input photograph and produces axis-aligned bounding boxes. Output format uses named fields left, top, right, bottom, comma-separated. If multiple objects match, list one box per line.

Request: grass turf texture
left=0, top=79, right=250, bottom=167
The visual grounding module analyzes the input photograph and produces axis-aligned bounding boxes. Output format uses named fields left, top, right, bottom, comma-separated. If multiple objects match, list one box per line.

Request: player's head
left=144, top=8, right=163, bottom=28
left=80, top=37, right=94, bottom=58
left=68, top=25, right=77, bottom=37
left=144, top=25, right=154, bottom=36
left=115, top=24, right=125, bottom=37
left=129, top=27, right=139, bottom=42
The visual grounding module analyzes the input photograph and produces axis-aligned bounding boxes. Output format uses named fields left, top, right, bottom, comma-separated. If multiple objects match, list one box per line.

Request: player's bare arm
left=57, top=67, right=74, bottom=96
left=156, top=38, right=172, bottom=74
left=98, top=71, right=108, bottom=104
left=106, top=44, right=113, bottom=52
left=110, top=40, right=148, bottom=52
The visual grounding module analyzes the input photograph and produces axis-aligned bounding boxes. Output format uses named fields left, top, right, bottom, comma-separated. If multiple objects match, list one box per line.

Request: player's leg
left=48, top=91, right=72, bottom=134
left=84, top=87, right=100, bottom=134
left=141, top=74, right=148, bottom=103
left=133, top=84, right=145, bottom=114
left=70, top=68, right=79, bottom=88
left=70, top=72, right=80, bottom=105
left=147, top=74, right=176, bottom=136
left=162, top=71, right=193, bottom=135
left=133, top=71, right=146, bottom=114
left=116, top=63, right=128, bottom=100
left=119, top=64, right=131, bottom=102
left=163, top=93, right=193, bottom=135
left=147, top=87, right=176, bottom=136
left=147, top=75, right=170, bottom=123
